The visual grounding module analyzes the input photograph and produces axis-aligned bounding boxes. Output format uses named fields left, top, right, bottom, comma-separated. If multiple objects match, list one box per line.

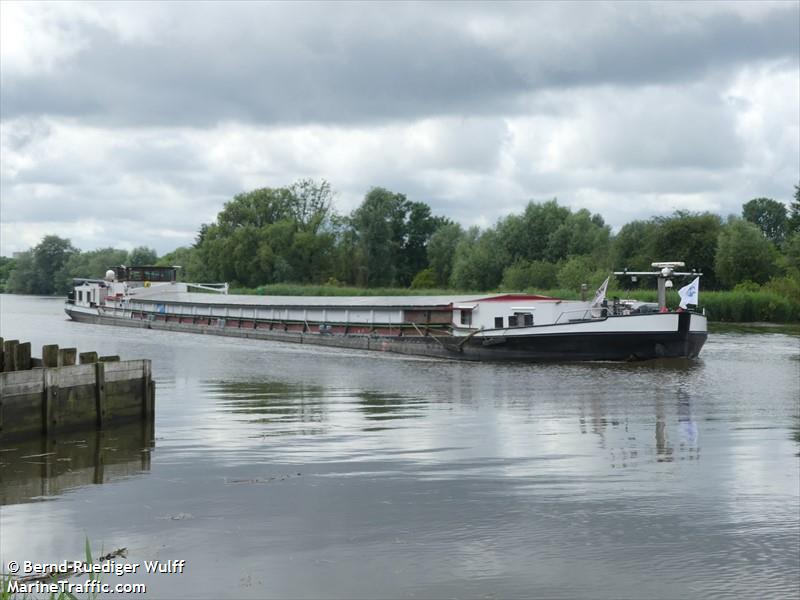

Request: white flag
left=678, top=277, right=700, bottom=308
left=591, top=276, right=610, bottom=307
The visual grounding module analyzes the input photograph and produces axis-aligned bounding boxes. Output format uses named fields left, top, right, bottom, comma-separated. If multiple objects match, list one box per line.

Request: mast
left=613, top=262, right=702, bottom=310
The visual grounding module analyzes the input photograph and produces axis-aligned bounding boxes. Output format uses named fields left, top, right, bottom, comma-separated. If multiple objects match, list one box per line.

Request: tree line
left=3, top=180, right=799, bottom=301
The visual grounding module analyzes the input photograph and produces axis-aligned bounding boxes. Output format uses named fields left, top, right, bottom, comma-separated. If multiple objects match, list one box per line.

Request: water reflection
left=205, top=380, right=429, bottom=435
left=356, top=391, right=427, bottom=428
left=0, top=420, right=154, bottom=506
left=579, top=388, right=702, bottom=469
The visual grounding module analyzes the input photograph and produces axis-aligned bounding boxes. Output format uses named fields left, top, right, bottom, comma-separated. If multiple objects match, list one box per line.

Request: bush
left=557, top=256, right=608, bottom=292
left=410, top=268, right=437, bottom=289
left=501, top=260, right=559, bottom=290
left=700, top=290, right=800, bottom=323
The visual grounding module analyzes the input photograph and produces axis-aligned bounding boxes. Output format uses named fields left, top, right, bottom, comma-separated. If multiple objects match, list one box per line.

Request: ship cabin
left=68, top=266, right=178, bottom=310
left=111, top=265, right=178, bottom=286
left=450, top=294, right=586, bottom=334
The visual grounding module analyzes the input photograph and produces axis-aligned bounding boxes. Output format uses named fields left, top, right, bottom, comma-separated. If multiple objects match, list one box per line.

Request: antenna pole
left=657, top=276, right=667, bottom=310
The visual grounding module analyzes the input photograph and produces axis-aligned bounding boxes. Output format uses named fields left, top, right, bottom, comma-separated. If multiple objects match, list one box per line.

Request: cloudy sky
left=1, top=1, right=798, bottom=256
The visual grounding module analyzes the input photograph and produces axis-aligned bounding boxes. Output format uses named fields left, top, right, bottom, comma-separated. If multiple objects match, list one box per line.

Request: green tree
left=501, top=260, right=559, bottom=290
left=715, top=218, right=779, bottom=287
left=157, top=246, right=205, bottom=281
left=287, top=178, right=335, bottom=233
left=35, top=236, right=77, bottom=294
left=494, top=200, right=570, bottom=263
left=410, top=268, right=437, bottom=289
left=426, top=222, right=463, bottom=287
left=788, top=184, right=800, bottom=235
left=5, top=251, right=35, bottom=294
left=349, top=188, right=444, bottom=287
left=53, top=247, right=129, bottom=292
left=611, top=220, right=659, bottom=271
left=545, top=209, right=611, bottom=263
left=742, top=197, right=788, bottom=245
left=128, top=246, right=158, bottom=266
left=350, top=188, right=403, bottom=286
left=192, top=180, right=338, bottom=287
left=557, top=256, right=607, bottom=291
left=450, top=227, right=506, bottom=291
left=651, top=211, right=722, bottom=287
left=0, top=256, right=16, bottom=292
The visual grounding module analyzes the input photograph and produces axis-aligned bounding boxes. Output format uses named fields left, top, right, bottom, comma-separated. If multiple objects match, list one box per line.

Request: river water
left=0, top=294, right=798, bottom=599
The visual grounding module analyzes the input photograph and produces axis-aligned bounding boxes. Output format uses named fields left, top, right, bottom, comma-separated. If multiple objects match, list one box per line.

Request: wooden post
left=3, top=340, right=18, bottom=372
left=59, top=348, right=77, bottom=366
left=16, top=342, right=31, bottom=371
left=79, top=351, right=98, bottom=364
left=42, top=345, right=59, bottom=368
left=142, top=360, right=153, bottom=418
left=0, top=370, right=4, bottom=433
left=95, top=362, right=106, bottom=427
left=43, top=368, right=58, bottom=434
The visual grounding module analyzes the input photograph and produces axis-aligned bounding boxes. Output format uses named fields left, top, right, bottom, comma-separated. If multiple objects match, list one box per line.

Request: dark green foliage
left=493, top=200, right=610, bottom=264
left=54, top=247, right=130, bottom=292
left=193, top=179, right=337, bottom=287
left=788, top=184, right=800, bottom=235
left=612, top=220, right=659, bottom=271
left=501, top=260, right=559, bottom=290
left=700, top=290, right=799, bottom=323
left=156, top=246, right=204, bottom=281
left=427, top=222, right=464, bottom=287
left=742, top=197, right=788, bottom=244
left=715, top=218, right=779, bottom=287
left=651, top=211, right=722, bottom=287
left=4, top=251, right=35, bottom=294
left=347, top=187, right=405, bottom=286
left=6, top=235, right=77, bottom=294
left=128, top=246, right=158, bottom=266
left=450, top=227, right=507, bottom=290
left=556, top=256, right=609, bottom=291
left=410, top=268, right=437, bottom=289
left=0, top=256, right=16, bottom=292
left=349, top=187, right=444, bottom=287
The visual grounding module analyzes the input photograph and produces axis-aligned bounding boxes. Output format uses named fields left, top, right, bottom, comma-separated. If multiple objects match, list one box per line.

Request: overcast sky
left=1, top=1, right=798, bottom=256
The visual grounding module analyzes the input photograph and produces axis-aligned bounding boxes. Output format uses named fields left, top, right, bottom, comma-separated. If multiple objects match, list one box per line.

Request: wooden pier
left=0, top=338, right=154, bottom=442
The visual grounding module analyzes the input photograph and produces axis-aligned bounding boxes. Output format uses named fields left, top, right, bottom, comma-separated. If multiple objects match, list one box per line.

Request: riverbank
left=708, top=322, right=800, bottom=335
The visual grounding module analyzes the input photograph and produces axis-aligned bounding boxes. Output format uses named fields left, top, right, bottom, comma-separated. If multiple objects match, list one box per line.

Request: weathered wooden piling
left=0, top=342, right=155, bottom=442
left=59, top=348, right=77, bottom=366
left=3, top=339, right=18, bottom=372
left=17, top=342, right=31, bottom=371
left=43, top=344, right=60, bottom=368
left=79, top=351, right=98, bottom=364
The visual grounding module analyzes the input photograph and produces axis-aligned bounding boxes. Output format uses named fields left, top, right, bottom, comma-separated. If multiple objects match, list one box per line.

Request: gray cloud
left=0, top=2, right=798, bottom=255
left=2, top=3, right=797, bottom=126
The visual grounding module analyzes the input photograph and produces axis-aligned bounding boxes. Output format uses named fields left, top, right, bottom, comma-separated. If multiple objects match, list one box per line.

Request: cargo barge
left=65, top=264, right=707, bottom=362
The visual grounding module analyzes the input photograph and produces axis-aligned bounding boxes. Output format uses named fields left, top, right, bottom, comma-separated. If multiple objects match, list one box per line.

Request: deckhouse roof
left=131, top=291, right=561, bottom=309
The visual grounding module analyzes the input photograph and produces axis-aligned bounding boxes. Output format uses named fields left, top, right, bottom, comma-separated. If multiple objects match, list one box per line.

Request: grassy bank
left=708, top=322, right=800, bottom=335
left=232, top=284, right=800, bottom=324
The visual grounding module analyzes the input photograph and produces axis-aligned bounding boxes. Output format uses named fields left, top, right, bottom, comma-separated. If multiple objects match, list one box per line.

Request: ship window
left=460, top=310, right=472, bottom=326
left=78, top=291, right=83, bottom=302
left=523, top=313, right=533, bottom=327
left=494, top=317, right=503, bottom=328
left=508, top=315, right=518, bottom=327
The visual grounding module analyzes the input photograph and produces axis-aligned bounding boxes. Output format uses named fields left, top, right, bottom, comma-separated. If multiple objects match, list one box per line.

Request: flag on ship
left=591, top=276, right=610, bottom=307
left=678, top=277, right=700, bottom=308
